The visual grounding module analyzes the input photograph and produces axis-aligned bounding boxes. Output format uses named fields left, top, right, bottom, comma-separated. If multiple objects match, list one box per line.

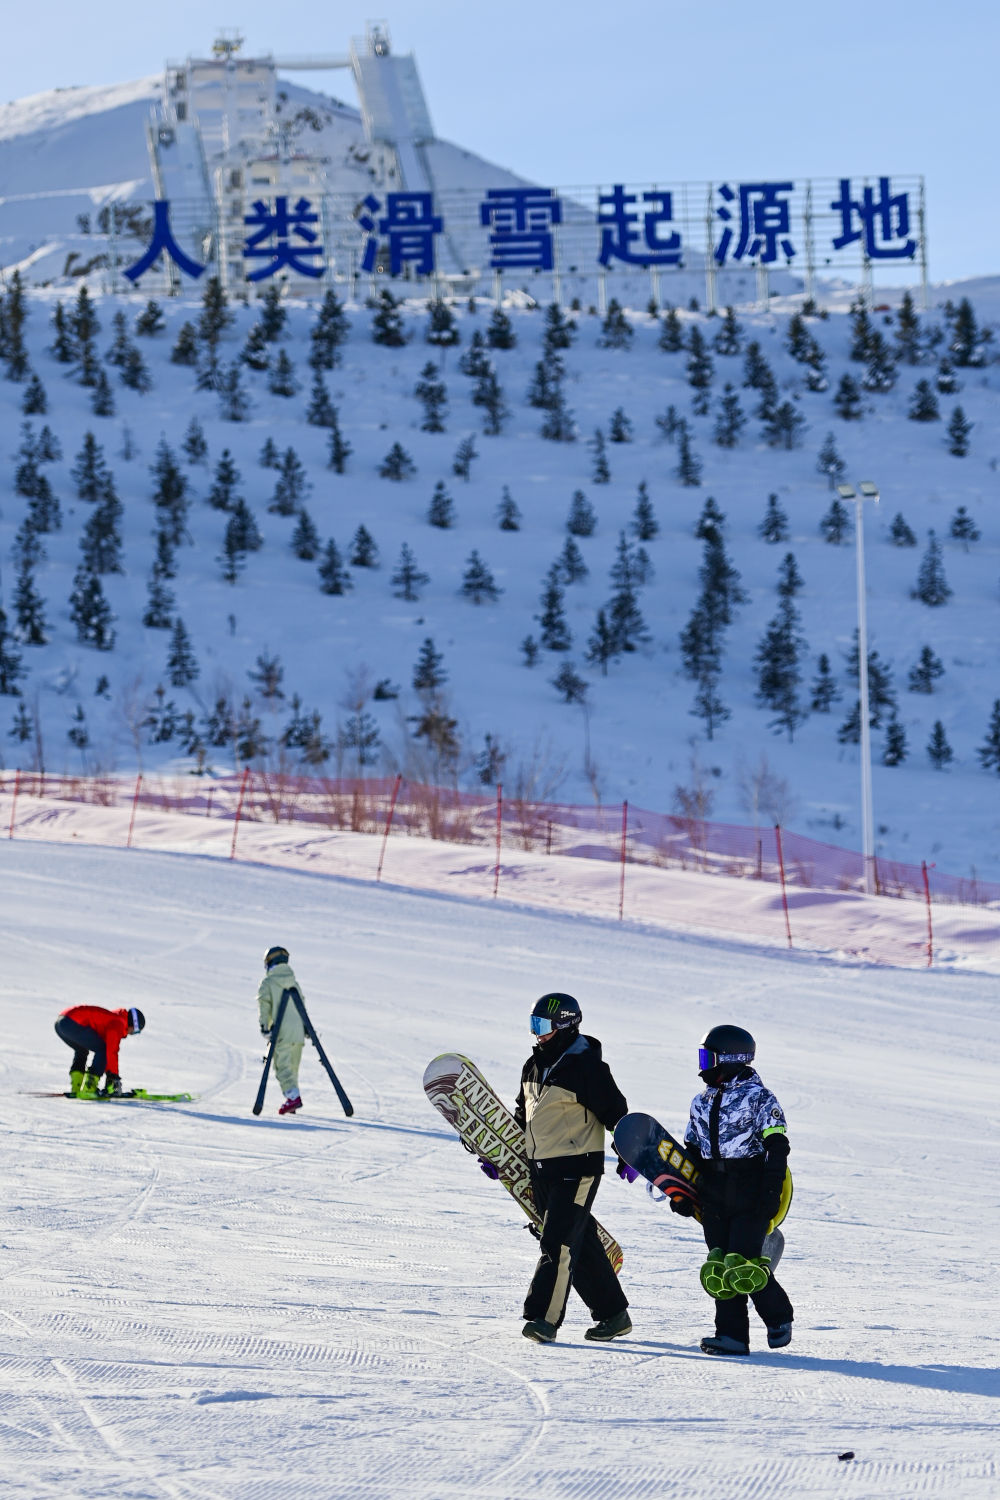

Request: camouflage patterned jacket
left=683, top=1067, right=787, bottom=1162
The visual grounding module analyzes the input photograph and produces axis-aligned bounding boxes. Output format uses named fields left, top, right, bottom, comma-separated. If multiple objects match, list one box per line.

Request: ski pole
left=252, top=990, right=289, bottom=1116
left=289, top=990, right=354, bottom=1117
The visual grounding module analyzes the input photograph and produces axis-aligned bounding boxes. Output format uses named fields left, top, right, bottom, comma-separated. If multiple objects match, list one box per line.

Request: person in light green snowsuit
left=257, top=946, right=306, bottom=1115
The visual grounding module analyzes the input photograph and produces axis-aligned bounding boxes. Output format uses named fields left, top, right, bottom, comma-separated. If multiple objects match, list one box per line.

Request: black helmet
left=265, top=946, right=290, bottom=970
left=699, top=1024, right=755, bottom=1082
left=128, top=1008, right=145, bottom=1035
left=530, top=992, right=582, bottom=1039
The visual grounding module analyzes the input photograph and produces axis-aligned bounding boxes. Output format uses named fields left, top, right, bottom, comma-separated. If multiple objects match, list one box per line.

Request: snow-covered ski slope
left=2, top=840, right=997, bottom=1499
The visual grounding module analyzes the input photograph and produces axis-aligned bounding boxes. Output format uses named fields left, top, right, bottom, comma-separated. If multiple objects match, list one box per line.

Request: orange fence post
left=493, top=783, right=503, bottom=899
left=775, top=824, right=793, bottom=949
left=922, top=860, right=934, bottom=968
left=376, top=774, right=403, bottom=883
left=618, top=799, right=628, bottom=921
left=8, top=769, right=20, bottom=840
left=126, top=773, right=142, bottom=849
left=229, top=768, right=251, bottom=861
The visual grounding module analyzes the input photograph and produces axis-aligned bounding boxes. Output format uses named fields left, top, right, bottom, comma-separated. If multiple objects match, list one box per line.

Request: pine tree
left=461, top=329, right=492, bottom=379
left=183, top=417, right=208, bottom=465
left=810, top=653, right=840, bottom=712
left=0, top=607, right=25, bottom=695
left=631, top=481, right=658, bottom=541
left=862, top=331, right=897, bottom=393
left=606, top=532, right=649, bottom=653
left=35, top=425, right=61, bottom=464
left=171, top=321, right=199, bottom=366
left=913, top=531, right=952, bottom=605
left=291, top=508, right=321, bottom=561
left=21, top=371, right=46, bottom=415
left=90, top=368, right=115, bottom=417
left=949, top=296, right=986, bottom=367
left=267, top=349, right=298, bottom=397
left=474, top=369, right=509, bottom=435
left=551, top=661, right=588, bottom=703
left=241, top=322, right=271, bottom=371
left=936, top=359, right=958, bottom=395
left=218, top=362, right=250, bottom=421
left=415, top=361, right=448, bottom=432
left=608, top=406, right=633, bottom=444
left=327, top=410, right=352, bottom=473
left=426, top=298, right=460, bottom=348
left=248, top=652, right=285, bottom=702
left=150, top=438, right=189, bottom=544
left=379, top=442, right=416, bottom=481
left=497, top=486, right=521, bottom=531
left=309, top=289, right=349, bottom=370
left=318, top=538, right=352, bottom=595
left=26, top=473, right=61, bottom=535
left=820, top=497, right=851, bottom=545
left=816, top=432, right=846, bottom=489
left=50, top=302, right=75, bottom=363
left=13, top=560, right=47, bottom=645
left=69, top=565, right=115, bottom=650
left=675, top=426, right=702, bottom=486
left=908, top=379, right=940, bottom=422
left=763, top=400, right=805, bottom=450
left=695, top=496, right=725, bottom=543
left=542, top=302, right=576, bottom=357
left=270, top=447, right=310, bottom=514
left=578, top=431, right=609, bottom=492
left=228, top=497, right=262, bottom=554
left=691, top=669, right=730, bottom=741
left=135, top=299, right=164, bottom=337
left=207, top=449, right=241, bottom=511
left=121, top=345, right=152, bottom=393
left=658, top=306, right=684, bottom=353
left=255, top=282, right=286, bottom=342
left=947, top=405, right=972, bottom=456
left=567, top=490, right=596, bottom=537
left=391, top=543, right=429, bottom=601
left=949, top=504, right=980, bottom=551
left=776, top=552, right=803, bottom=598
left=427, top=481, right=456, bottom=529
left=848, top=299, right=873, bottom=362
left=759, top=493, right=789, bottom=544
left=142, top=569, right=174, bottom=629
left=350, top=524, right=379, bottom=568
left=197, top=276, right=233, bottom=350
left=306, top=369, right=336, bottom=427
left=686, top=325, right=714, bottom=402
left=372, top=289, right=406, bottom=347
left=713, top=306, right=742, bottom=356
left=537, top=569, right=572, bottom=651
left=81, top=480, right=124, bottom=574
left=908, top=645, right=944, bottom=694
left=461, top=550, right=502, bottom=604
left=452, top=434, right=478, bottom=480
left=70, top=284, right=100, bottom=351
left=754, top=598, right=807, bottom=740
left=72, top=432, right=109, bottom=502
left=8, top=702, right=33, bottom=742
left=218, top=516, right=246, bottom=585
left=339, top=710, right=381, bottom=770
left=539, top=387, right=575, bottom=442
left=555, top=535, right=589, bottom=584
left=895, top=291, right=921, bottom=364
left=845, top=633, right=897, bottom=727
left=486, top=307, right=516, bottom=349
left=883, top=716, right=907, bottom=766
left=713, top=384, right=745, bottom=447
left=833, top=373, right=863, bottom=420
left=976, top=700, right=1000, bottom=775
left=259, top=436, right=280, bottom=469
left=889, top=512, right=917, bottom=547
left=521, top=635, right=540, bottom=667
left=413, top=637, right=447, bottom=692
left=585, top=609, right=616, bottom=676
left=927, top=721, right=953, bottom=770
left=599, top=299, right=633, bottom=350
left=151, top=527, right=177, bottom=581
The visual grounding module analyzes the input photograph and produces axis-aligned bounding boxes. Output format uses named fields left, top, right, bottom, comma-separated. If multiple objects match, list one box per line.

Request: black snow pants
left=700, top=1203, right=794, bottom=1342
left=523, top=1170, right=628, bottom=1330
left=54, top=1016, right=106, bottom=1075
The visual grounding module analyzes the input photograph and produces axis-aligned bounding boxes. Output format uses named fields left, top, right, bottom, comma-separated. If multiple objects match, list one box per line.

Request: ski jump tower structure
left=147, top=24, right=440, bottom=291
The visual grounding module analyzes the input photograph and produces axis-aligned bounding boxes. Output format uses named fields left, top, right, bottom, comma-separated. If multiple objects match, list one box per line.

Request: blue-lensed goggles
left=530, top=1015, right=556, bottom=1037
left=699, top=1047, right=753, bottom=1071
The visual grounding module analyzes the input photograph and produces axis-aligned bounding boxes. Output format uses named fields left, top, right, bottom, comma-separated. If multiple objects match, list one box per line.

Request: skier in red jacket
left=54, top=1005, right=145, bottom=1097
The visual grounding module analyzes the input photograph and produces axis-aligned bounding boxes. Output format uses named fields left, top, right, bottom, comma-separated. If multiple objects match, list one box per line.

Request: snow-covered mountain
left=2, top=275, right=1000, bottom=882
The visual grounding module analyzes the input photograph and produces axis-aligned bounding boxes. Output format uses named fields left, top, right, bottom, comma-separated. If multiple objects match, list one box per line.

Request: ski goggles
left=128, top=1008, right=143, bottom=1035
left=530, top=1015, right=556, bottom=1037
left=699, top=1048, right=753, bottom=1071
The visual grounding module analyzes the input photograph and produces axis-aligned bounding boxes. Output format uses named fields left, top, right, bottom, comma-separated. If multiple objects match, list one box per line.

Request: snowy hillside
left=2, top=279, right=1000, bottom=883
left=3, top=839, right=998, bottom=1498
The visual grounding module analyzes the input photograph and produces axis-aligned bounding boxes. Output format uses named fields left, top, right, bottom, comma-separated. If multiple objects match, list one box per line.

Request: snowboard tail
left=423, top=1052, right=623, bottom=1274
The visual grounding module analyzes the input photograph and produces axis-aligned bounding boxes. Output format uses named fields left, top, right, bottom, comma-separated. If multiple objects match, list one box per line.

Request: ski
left=289, top=989, right=354, bottom=1117
left=21, top=1089, right=195, bottom=1102
left=252, top=989, right=290, bottom=1115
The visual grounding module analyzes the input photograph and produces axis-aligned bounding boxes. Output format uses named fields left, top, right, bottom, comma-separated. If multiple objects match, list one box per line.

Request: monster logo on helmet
left=529, top=992, right=582, bottom=1038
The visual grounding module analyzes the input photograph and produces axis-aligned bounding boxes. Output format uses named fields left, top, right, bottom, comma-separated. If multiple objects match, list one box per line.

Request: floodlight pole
left=838, top=481, right=880, bottom=894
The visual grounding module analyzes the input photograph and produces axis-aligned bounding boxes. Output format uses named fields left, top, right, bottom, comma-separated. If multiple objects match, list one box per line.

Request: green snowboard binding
left=700, top=1249, right=771, bottom=1298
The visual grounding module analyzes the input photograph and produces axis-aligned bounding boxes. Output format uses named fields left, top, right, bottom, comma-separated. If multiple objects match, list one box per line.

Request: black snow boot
left=700, top=1333, right=750, bottom=1356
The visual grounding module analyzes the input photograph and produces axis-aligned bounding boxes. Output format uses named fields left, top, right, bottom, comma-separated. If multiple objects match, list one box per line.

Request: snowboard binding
left=700, top=1249, right=771, bottom=1298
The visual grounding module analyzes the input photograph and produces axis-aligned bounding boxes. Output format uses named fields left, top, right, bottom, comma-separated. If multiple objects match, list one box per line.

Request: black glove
left=260, top=1024, right=271, bottom=1037
left=761, top=1185, right=783, bottom=1221
left=669, top=1193, right=696, bottom=1217
left=103, top=1074, right=122, bottom=1097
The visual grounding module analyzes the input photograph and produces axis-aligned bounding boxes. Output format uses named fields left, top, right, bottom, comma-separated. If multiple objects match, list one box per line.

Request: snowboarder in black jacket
left=513, top=992, right=632, bottom=1344
left=674, top=1024, right=794, bottom=1356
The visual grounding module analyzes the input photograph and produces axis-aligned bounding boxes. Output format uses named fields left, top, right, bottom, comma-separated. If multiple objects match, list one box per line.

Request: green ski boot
left=699, top=1249, right=736, bottom=1299
left=69, top=1070, right=85, bottom=1097
left=78, top=1072, right=101, bottom=1098
left=722, top=1253, right=771, bottom=1295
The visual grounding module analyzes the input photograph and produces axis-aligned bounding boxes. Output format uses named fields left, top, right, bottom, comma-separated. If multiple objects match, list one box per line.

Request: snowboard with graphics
left=423, top=1052, right=623, bottom=1274
left=613, top=1111, right=790, bottom=1267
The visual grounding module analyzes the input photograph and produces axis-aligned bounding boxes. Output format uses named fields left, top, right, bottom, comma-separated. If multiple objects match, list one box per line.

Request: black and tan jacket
left=514, top=1031, right=628, bottom=1178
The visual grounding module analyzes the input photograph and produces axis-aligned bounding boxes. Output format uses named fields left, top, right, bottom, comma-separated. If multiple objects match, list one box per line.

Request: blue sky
left=5, top=0, right=993, bottom=283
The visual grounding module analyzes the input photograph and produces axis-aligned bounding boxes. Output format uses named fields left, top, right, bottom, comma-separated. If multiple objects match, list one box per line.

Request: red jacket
left=61, top=1005, right=130, bottom=1076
